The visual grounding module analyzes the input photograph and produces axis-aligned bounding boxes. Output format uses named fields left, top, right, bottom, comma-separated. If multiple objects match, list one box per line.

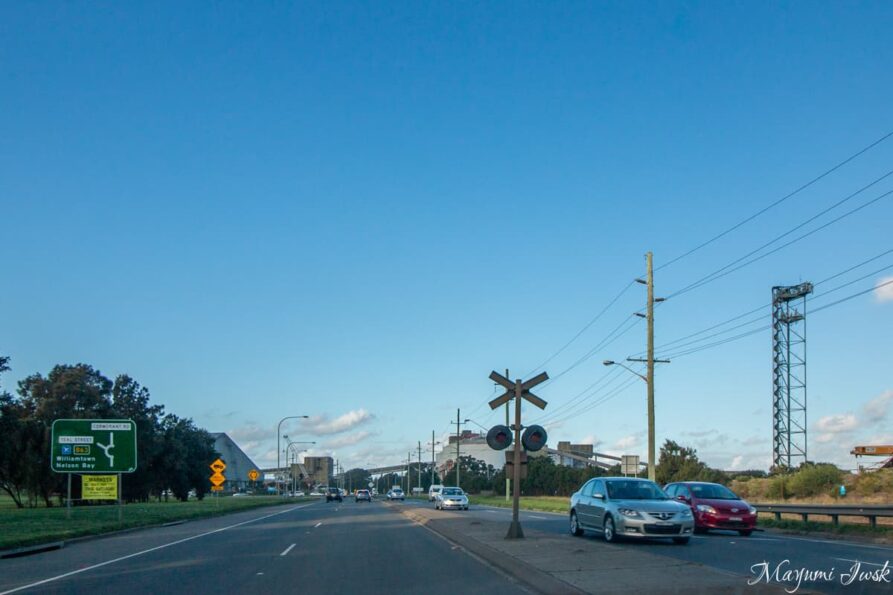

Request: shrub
left=786, top=463, right=843, bottom=498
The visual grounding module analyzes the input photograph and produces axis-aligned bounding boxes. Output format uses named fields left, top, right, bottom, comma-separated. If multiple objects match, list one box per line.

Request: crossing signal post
left=488, top=370, right=548, bottom=539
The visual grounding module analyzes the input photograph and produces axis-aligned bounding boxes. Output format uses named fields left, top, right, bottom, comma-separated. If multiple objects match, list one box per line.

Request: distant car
left=569, top=477, right=693, bottom=544
left=232, top=492, right=249, bottom=497
left=326, top=487, right=343, bottom=503
left=664, top=482, right=757, bottom=536
left=434, top=487, right=468, bottom=510
left=428, top=484, right=444, bottom=502
left=387, top=488, right=405, bottom=501
left=356, top=489, right=372, bottom=502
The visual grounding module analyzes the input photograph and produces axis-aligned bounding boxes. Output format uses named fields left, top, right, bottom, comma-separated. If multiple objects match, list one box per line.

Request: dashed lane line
left=280, top=543, right=296, bottom=557
left=0, top=503, right=317, bottom=595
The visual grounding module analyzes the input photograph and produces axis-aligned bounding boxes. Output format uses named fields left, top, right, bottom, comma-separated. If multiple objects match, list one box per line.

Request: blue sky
left=2, top=2, right=892, bottom=472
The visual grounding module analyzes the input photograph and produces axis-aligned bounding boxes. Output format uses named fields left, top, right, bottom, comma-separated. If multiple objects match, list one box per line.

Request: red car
left=663, top=482, right=757, bottom=536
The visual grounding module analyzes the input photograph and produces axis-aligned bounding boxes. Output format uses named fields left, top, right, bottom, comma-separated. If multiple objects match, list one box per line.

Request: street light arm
left=276, top=415, right=309, bottom=495
left=604, top=360, right=647, bottom=382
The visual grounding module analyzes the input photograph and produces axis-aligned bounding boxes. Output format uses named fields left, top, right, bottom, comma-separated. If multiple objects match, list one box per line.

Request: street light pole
left=276, top=415, right=309, bottom=495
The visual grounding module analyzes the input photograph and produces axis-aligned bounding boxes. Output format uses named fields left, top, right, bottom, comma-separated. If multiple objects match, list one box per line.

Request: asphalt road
left=401, top=499, right=893, bottom=594
left=0, top=500, right=531, bottom=595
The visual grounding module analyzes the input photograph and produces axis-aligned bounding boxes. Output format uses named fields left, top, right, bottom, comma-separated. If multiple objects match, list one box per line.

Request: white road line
left=528, top=515, right=547, bottom=520
left=833, top=558, right=890, bottom=567
left=314, top=522, right=322, bottom=528
left=280, top=543, right=296, bottom=557
left=0, top=503, right=316, bottom=595
left=771, top=534, right=893, bottom=551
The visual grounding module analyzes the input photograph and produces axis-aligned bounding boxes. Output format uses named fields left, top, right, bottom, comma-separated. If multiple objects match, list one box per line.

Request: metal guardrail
left=753, top=503, right=893, bottom=528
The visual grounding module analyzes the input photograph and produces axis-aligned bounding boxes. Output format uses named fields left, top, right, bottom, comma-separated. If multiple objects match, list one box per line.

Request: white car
left=434, top=487, right=468, bottom=510
left=428, top=484, right=444, bottom=502
left=387, top=488, right=405, bottom=501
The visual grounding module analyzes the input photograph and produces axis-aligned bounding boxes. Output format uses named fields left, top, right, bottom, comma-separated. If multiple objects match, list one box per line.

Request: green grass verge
left=0, top=495, right=316, bottom=550
left=758, top=516, right=893, bottom=538
left=469, top=495, right=569, bottom=514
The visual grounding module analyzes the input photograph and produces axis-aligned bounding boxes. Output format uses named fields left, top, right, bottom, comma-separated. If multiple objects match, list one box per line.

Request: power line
left=522, top=280, right=636, bottom=378
left=638, top=248, right=893, bottom=358
left=657, top=130, right=893, bottom=272
left=662, top=279, right=893, bottom=360
left=666, top=186, right=893, bottom=300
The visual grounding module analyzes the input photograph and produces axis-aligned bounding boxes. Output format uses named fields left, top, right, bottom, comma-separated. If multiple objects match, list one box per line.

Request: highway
left=400, top=498, right=893, bottom=594
left=3, top=497, right=891, bottom=594
left=0, top=500, right=530, bottom=595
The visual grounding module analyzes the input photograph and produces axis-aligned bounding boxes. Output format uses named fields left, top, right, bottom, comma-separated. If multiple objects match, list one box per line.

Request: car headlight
left=696, top=504, right=717, bottom=514
left=748, top=505, right=757, bottom=514
left=679, top=507, right=692, bottom=517
left=618, top=508, right=642, bottom=518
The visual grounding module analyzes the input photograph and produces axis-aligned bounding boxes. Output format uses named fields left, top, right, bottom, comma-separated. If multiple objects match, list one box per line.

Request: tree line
left=0, top=356, right=218, bottom=507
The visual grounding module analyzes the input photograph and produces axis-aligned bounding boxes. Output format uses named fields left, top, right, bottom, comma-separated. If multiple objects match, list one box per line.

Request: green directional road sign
left=51, top=419, right=138, bottom=473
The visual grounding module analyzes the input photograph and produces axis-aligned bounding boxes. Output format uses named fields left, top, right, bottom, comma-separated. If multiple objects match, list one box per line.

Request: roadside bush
left=852, top=469, right=893, bottom=497
left=786, top=463, right=842, bottom=498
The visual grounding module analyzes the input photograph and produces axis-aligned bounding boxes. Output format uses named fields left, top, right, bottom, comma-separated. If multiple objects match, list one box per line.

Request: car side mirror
left=676, top=495, right=689, bottom=502
left=593, top=493, right=605, bottom=500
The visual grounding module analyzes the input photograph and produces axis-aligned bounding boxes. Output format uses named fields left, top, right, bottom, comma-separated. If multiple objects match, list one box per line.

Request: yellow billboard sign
left=82, top=475, right=118, bottom=500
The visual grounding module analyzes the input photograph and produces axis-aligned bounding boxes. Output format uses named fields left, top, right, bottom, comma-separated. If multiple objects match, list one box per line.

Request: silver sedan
left=434, top=487, right=468, bottom=510
left=569, top=477, right=693, bottom=544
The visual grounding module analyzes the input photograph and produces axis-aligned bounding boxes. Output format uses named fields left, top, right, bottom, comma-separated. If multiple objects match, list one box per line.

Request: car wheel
left=673, top=537, right=690, bottom=545
left=738, top=530, right=752, bottom=537
left=464, top=506, right=468, bottom=510
left=603, top=516, right=617, bottom=543
left=570, top=511, right=584, bottom=536
left=693, top=526, right=706, bottom=535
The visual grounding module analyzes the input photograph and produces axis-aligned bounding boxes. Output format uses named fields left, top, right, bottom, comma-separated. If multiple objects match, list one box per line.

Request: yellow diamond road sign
left=248, top=469, right=259, bottom=481
left=210, top=472, right=226, bottom=486
left=210, top=458, right=226, bottom=473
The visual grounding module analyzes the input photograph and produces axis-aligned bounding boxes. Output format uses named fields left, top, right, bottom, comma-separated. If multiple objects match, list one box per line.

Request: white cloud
left=614, top=435, right=640, bottom=450
left=578, top=435, right=602, bottom=448
left=863, top=390, right=893, bottom=420
left=875, top=276, right=893, bottom=303
left=228, top=422, right=271, bottom=443
left=729, top=456, right=744, bottom=470
left=323, top=431, right=377, bottom=449
left=304, top=409, right=375, bottom=435
left=815, top=413, right=858, bottom=433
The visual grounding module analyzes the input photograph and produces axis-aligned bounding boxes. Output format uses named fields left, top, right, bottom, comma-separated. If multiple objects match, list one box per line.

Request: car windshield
left=689, top=484, right=739, bottom=500
left=442, top=488, right=464, bottom=496
left=606, top=480, right=668, bottom=500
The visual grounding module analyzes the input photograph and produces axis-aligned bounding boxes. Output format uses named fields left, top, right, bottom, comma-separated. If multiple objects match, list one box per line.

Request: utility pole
left=505, top=368, right=510, bottom=502
left=627, top=251, right=669, bottom=482
left=418, top=441, right=423, bottom=492
left=449, top=409, right=467, bottom=489
left=431, top=430, right=436, bottom=486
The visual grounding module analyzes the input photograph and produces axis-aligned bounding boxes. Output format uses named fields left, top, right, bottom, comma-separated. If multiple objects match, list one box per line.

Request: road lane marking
left=528, top=515, right=547, bottom=520
left=280, top=543, right=296, bottom=557
left=833, top=558, right=889, bottom=567
left=0, top=503, right=317, bottom=595
left=314, top=522, right=322, bottom=528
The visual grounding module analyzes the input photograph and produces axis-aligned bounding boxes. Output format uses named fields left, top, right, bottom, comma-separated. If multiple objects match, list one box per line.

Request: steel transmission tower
left=771, top=282, right=813, bottom=469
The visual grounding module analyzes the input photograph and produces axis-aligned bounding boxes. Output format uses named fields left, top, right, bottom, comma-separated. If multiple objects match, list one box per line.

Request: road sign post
left=488, top=370, right=548, bottom=540
left=51, top=419, right=137, bottom=521
left=210, top=458, right=226, bottom=505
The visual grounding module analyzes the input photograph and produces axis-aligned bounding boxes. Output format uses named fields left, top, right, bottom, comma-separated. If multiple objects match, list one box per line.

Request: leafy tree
left=17, top=364, right=114, bottom=422
left=655, top=439, right=729, bottom=485
left=111, top=375, right=164, bottom=502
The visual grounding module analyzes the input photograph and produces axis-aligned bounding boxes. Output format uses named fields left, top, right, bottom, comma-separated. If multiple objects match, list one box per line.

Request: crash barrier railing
left=753, top=503, right=893, bottom=528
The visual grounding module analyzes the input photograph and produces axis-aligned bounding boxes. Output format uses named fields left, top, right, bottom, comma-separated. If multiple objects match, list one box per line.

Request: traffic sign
left=488, top=371, right=548, bottom=410
left=210, top=485, right=224, bottom=492
left=210, top=472, right=226, bottom=486
left=82, top=475, right=118, bottom=499
left=210, top=458, right=226, bottom=473
left=51, top=419, right=137, bottom=473
left=248, top=469, right=259, bottom=481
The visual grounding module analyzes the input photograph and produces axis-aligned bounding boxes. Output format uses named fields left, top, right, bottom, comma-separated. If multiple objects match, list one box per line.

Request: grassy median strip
left=0, top=496, right=315, bottom=551
left=469, top=495, right=569, bottom=514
